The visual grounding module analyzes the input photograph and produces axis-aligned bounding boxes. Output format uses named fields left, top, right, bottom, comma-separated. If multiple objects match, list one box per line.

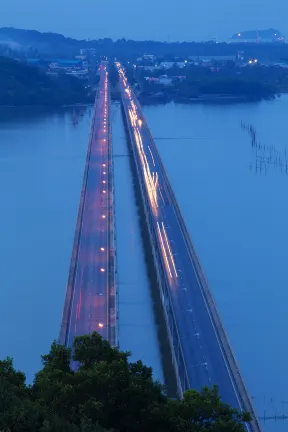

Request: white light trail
left=161, top=221, right=178, bottom=278
left=157, top=222, right=172, bottom=278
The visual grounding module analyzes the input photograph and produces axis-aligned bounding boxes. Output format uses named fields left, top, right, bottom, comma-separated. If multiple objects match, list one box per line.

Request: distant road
left=59, top=63, right=112, bottom=348
left=117, top=63, right=260, bottom=432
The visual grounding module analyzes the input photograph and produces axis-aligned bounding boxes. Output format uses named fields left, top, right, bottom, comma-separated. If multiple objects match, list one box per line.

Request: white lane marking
left=169, top=187, right=244, bottom=412
left=144, top=125, right=246, bottom=415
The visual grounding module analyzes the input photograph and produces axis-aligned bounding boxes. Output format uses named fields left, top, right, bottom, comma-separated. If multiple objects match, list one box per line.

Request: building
left=142, top=65, right=159, bottom=71
left=230, top=28, right=285, bottom=43
left=48, top=59, right=83, bottom=70
left=46, top=59, right=89, bottom=79
left=159, top=61, right=186, bottom=69
left=80, top=48, right=97, bottom=56
left=143, top=54, right=156, bottom=62
left=188, top=55, right=235, bottom=63
left=66, top=69, right=89, bottom=79
left=144, top=75, right=185, bottom=86
left=137, top=54, right=156, bottom=63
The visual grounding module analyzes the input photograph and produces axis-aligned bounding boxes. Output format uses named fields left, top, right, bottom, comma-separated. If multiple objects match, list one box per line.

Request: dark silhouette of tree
left=0, top=332, right=251, bottom=431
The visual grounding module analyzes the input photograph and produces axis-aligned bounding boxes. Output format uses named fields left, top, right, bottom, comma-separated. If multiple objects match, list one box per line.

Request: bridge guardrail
left=108, top=85, right=118, bottom=348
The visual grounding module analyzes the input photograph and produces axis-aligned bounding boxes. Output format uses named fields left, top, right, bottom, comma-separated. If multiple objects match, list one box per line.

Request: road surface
left=60, top=64, right=111, bottom=348
left=117, top=63, right=260, bottom=431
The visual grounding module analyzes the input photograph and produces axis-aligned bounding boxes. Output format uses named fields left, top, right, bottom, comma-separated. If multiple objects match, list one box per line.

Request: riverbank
left=138, top=92, right=278, bottom=105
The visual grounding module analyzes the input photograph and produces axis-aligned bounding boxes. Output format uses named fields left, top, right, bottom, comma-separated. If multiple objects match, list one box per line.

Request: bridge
left=59, top=62, right=117, bottom=349
left=58, top=59, right=260, bottom=431
left=116, top=62, right=261, bottom=432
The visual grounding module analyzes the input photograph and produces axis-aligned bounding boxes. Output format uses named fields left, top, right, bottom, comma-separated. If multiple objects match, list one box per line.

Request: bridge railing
left=107, top=83, right=118, bottom=348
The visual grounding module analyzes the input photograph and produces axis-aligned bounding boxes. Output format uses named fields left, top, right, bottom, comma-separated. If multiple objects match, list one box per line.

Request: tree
left=0, top=333, right=251, bottom=432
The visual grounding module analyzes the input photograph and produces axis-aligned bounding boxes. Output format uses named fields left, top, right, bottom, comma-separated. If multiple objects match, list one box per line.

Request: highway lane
left=116, top=63, right=252, bottom=416
left=65, top=64, right=110, bottom=348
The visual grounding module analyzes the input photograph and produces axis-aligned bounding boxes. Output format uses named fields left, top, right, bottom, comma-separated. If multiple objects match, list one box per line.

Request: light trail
left=161, top=221, right=178, bottom=278
left=157, top=222, right=172, bottom=278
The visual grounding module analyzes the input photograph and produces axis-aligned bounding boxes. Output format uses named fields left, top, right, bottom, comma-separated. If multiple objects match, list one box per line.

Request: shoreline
left=0, top=102, right=94, bottom=108
left=138, top=93, right=278, bottom=105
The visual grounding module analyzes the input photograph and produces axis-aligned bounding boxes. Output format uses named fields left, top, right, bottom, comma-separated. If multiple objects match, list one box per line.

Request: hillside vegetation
left=0, top=56, right=90, bottom=105
left=1, top=27, right=288, bottom=61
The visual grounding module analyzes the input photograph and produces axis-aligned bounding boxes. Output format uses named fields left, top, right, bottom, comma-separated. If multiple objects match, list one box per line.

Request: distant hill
left=232, top=28, right=284, bottom=42
left=1, top=27, right=288, bottom=62
left=0, top=27, right=85, bottom=57
left=0, top=56, right=90, bottom=106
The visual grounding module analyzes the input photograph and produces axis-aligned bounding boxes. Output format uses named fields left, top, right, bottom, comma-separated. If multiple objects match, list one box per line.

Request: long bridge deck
left=116, top=62, right=261, bottom=432
left=59, top=63, right=116, bottom=348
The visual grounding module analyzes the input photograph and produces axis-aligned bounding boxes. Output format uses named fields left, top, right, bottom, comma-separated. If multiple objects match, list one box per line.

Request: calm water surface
left=1, top=96, right=288, bottom=431
left=0, top=107, right=90, bottom=381
left=143, top=95, right=288, bottom=431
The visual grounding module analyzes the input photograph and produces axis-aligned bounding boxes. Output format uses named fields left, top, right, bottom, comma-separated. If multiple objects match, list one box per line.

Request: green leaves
left=73, top=333, right=129, bottom=369
left=0, top=332, right=250, bottom=432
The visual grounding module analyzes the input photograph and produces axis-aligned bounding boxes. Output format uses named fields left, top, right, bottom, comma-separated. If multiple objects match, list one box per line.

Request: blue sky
left=1, top=0, right=287, bottom=41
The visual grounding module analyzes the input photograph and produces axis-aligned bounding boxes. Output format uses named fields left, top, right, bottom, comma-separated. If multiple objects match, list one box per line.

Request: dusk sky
left=1, top=0, right=287, bottom=41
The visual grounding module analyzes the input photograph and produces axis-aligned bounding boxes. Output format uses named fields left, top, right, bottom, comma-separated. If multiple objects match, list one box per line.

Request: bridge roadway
left=59, top=63, right=116, bottom=348
left=117, top=63, right=260, bottom=431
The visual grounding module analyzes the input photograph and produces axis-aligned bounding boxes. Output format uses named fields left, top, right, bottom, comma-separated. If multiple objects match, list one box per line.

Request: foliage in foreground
left=0, top=332, right=250, bottom=431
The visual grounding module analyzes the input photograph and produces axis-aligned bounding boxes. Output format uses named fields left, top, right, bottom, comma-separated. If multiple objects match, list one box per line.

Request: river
left=0, top=106, right=90, bottom=381
left=0, top=96, right=287, bottom=431
left=143, top=95, right=288, bottom=431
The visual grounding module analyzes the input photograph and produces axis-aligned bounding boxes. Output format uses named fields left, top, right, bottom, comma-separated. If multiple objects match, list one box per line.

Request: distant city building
left=49, top=59, right=83, bottom=69
left=137, top=54, right=157, bottom=67
left=80, top=48, right=97, bottom=56
left=144, top=75, right=186, bottom=86
left=159, top=61, right=186, bottom=69
left=188, top=55, right=235, bottom=63
left=47, top=59, right=88, bottom=79
left=66, top=69, right=89, bottom=79
left=142, top=65, right=159, bottom=71
left=143, top=54, right=156, bottom=61
left=230, top=28, right=285, bottom=43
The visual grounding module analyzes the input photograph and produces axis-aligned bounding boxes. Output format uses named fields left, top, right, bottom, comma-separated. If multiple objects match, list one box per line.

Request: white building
left=159, top=61, right=186, bottom=69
